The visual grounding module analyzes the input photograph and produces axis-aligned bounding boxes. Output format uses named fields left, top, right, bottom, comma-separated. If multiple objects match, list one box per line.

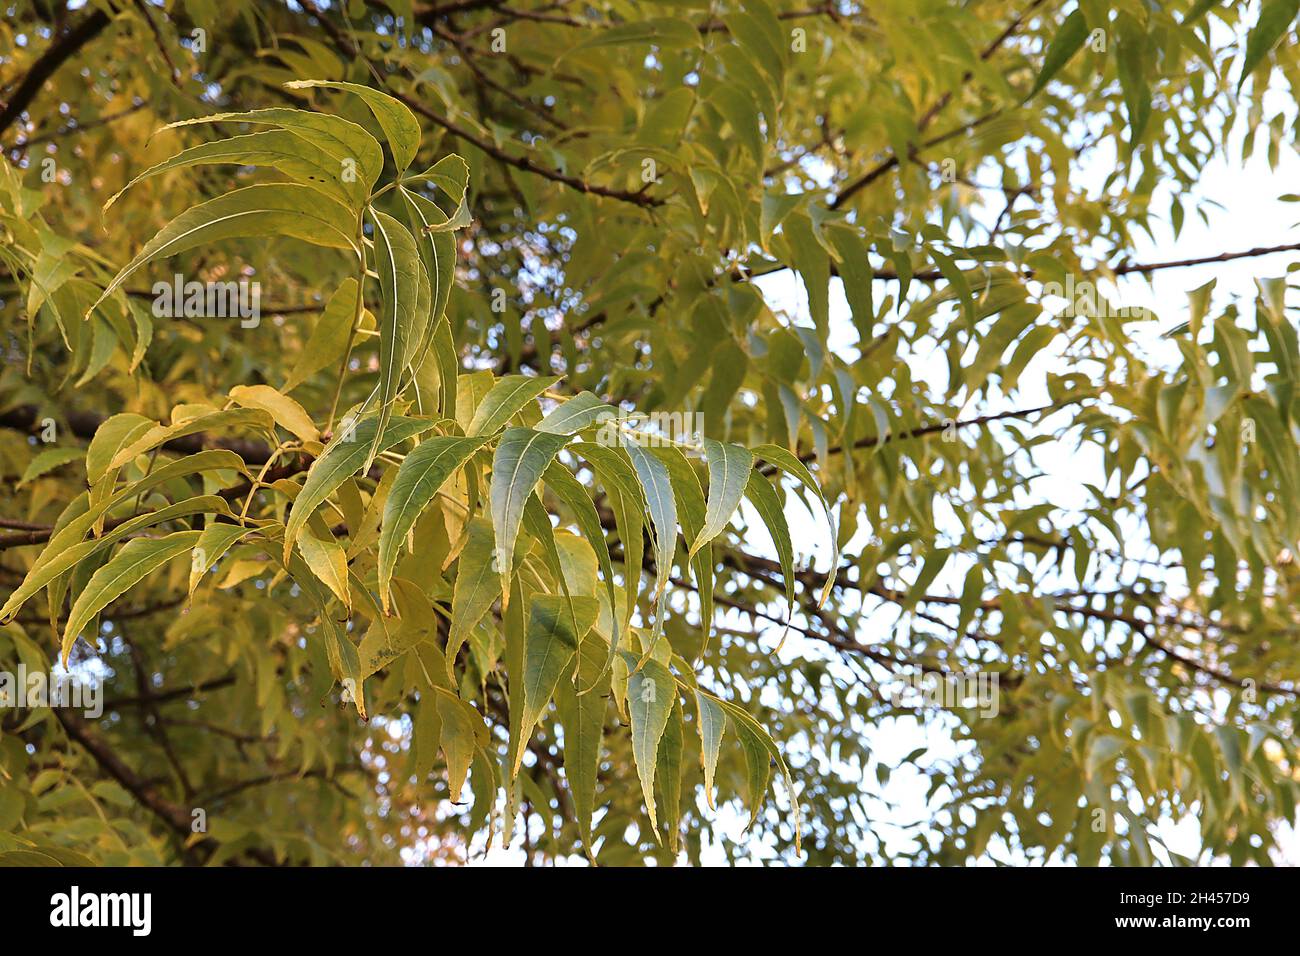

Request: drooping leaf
left=286, top=80, right=421, bottom=173
left=283, top=415, right=438, bottom=559
left=91, top=184, right=359, bottom=312
left=378, top=435, right=489, bottom=610
left=467, top=374, right=561, bottom=436
left=488, top=427, right=570, bottom=601
left=622, top=651, right=675, bottom=832
left=516, top=594, right=600, bottom=774
left=690, top=438, right=753, bottom=559
left=61, top=531, right=203, bottom=664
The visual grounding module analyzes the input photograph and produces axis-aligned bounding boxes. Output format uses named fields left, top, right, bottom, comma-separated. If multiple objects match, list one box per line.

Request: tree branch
left=0, top=7, right=112, bottom=139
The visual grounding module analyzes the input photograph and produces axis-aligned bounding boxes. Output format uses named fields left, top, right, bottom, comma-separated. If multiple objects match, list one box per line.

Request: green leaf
left=26, top=448, right=244, bottom=587
left=517, top=595, right=600, bottom=774
left=447, top=517, right=501, bottom=681
left=61, top=531, right=203, bottom=664
left=569, top=442, right=645, bottom=677
left=17, top=447, right=82, bottom=488
left=85, top=413, right=152, bottom=486
left=690, top=438, right=753, bottom=559
left=489, top=427, right=571, bottom=600
left=467, top=374, right=561, bottom=436
left=622, top=651, right=675, bottom=831
left=286, top=80, right=421, bottom=172
left=1239, top=0, right=1300, bottom=90
left=297, top=523, right=351, bottom=613
left=2, top=493, right=232, bottom=624
left=160, top=107, right=384, bottom=195
left=625, top=441, right=678, bottom=645
left=282, top=278, right=361, bottom=392
left=1028, top=9, right=1088, bottom=98
left=752, top=444, right=838, bottom=606
left=92, top=184, right=359, bottom=313
left=435, top=690, right=483, bottom=800
left=1085, top=734, right=1126, bottom=779
left=284, top=415, right=438, bottom=559
left=407, top=154, right=470, bottom=208
left=542, top=462, right=621, bottom=676
left=561, top=17, right=701, bottom=60
left=188, top=523, right=253, bottom=597
left=696, top=691, right=727, bottom=810
left=399, top=186, right=457, bottom=328
left=378, top=435, right=488, bottom=610
left=104, top=129, right=366, bottom=212
left=713, top=695, right=800, bottom=845
left=105, top=407, right=271, bottom=475
left=555, top=637, right=609, bottom=850
left=655, top=698, right=684, bottom=852
left=536, top=391, right=615, bottom=434
left=744, top=471, right=795, bottom=627
left=368, top=209, right=423, bottom=469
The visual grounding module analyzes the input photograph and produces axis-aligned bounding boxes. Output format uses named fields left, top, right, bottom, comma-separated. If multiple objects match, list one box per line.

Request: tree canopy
left=1, top=0, right=1299, bottom=866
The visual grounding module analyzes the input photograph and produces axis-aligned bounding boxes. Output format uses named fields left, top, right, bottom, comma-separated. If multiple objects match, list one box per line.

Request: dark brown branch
left=0, top=8, right=112, bottom=139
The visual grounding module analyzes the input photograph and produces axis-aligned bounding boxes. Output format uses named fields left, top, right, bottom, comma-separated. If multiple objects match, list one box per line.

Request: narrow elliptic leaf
left=570, top=441, right=644, bottom=670
left=283, top=277, right=360, bottom=392
left=286, top=80, right=421, bottom=172
left=696, top=692, right=727, bottom=810
left=467, top=374, right=561, bottom=436
left=106, top=407, right=272, bottom=473
left=655, top=698, right=684, bottom=853
left=542, top=462, right=621, bottom=675
left=622, top=650, right=674, bottom=832
left=297, top=525, right=351, bottom=613
left=160, top=108, right=383, bottom=195
left=753, top=443, right=838, bottom=607
left=32, top=450, right=245, bottom=580
left=435, top=691, right=481, bottom=801
left=229, top=384, right=320, bottom=443
left=1028, top=9, right=1088, bottom=98
left=188, top=523, right=253, bottom=597
left=400, top=187, right=456, bottom=342
left=1239, top=0, right=1300, bottom=91
left=104, top=129, right=361, bottom=211
left=92, top=184, right=358, bottom=313
left=85, top=412, right=153, bottom=485
left=690, top=438, right=753, bottom=559
left=1086, top=734, right=1126, bottom=780
left=17, top=447, right=82, bottom=488
left=654, top=446, right=712, bottom=644
left=489, top=427, right=570, bottom=599
left=713, top=694, right=802, bottom=849
left=378, top=435, right=488, bottom=609
left=3, top=494, right=231, bottom=623
left=537, top=391, right=616, bottom=434
left=284, top=415, right=437, bottom=559
left=744, top=471, right=795, bottom=627
left=368, top=209, right=422, bottom=469
left=555, top=637, right=610, bottom=851
left=447, top=517, right=500, bottom=682
left=625, top=441, right=677, bottom=643
left=62, top=531, right=202, bottom=664
left=408, top=154, right=470, bottom=207
left=516, top=595, right=600, bottom=774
